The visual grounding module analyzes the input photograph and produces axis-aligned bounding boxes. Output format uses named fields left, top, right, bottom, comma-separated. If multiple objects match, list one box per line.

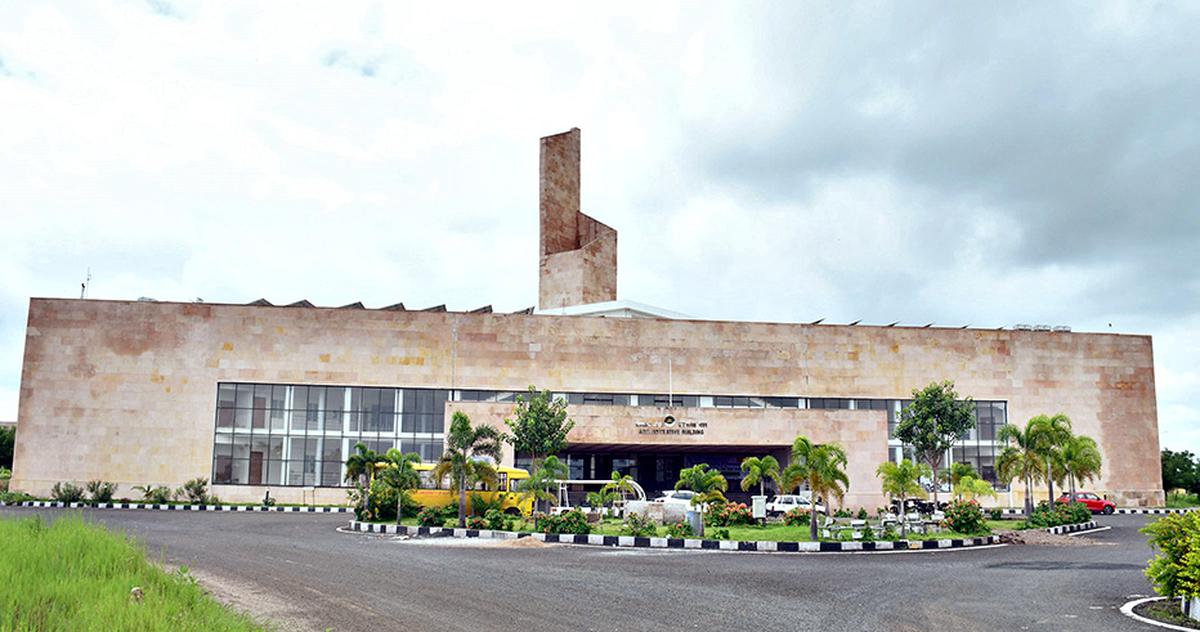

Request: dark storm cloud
left=691, top=3, right=1200, bottom=315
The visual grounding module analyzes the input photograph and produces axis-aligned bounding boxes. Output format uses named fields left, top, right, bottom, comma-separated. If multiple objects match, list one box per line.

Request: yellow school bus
left=410, top=463, right=534, bottom=516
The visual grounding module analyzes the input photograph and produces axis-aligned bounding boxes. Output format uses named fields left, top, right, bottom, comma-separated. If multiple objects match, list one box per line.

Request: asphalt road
left=0, top=507, right=1162, bottom=632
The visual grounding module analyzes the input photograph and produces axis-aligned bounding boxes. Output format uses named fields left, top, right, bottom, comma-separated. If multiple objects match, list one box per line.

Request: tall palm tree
left=380, top=448, right=422, bottom=525
left=1059, top=434, right=1102, bottom=498
left=997, top=421, right=1046, bottom=516
left=782, top=435, right=850, bottom=541
left=344, top=442, right=384, bottom=519
left=876, top=459, right=930, bottom=537
left=430, top=411, right=503, bottom=527
left=740, top=455, right=781, bottom=497
left=675, top=463, right=728, bottom=537
left=1030, top=413, right=1072, bottom=504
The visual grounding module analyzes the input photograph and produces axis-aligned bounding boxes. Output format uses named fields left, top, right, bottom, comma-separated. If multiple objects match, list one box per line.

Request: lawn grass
left=985, top=519, right=1027, bottom=531
left=1166, top=491, right=1200, bottom=508
left=0, top=514, right=263, bottom=631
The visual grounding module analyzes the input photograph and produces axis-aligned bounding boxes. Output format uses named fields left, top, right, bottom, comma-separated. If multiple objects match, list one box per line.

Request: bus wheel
left=504, top=507, right=521, bottom=516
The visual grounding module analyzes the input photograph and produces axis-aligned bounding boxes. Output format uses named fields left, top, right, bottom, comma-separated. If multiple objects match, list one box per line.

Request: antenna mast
left=80, top=268, right=92, bottom=299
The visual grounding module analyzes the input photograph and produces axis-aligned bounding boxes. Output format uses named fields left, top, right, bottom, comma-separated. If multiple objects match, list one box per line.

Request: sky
left=1, top=2, right=1197, bottom=453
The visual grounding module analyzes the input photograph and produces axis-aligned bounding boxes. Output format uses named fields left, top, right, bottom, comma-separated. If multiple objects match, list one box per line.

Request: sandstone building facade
left=10, top=129, right=1164, bottom=508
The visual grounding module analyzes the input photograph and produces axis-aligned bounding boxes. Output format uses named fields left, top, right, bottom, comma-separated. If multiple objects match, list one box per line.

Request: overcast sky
left=2, top=2, right=1197, bottom=453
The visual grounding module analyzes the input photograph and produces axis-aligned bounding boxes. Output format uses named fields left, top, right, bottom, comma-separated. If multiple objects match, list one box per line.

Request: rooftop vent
left=1014, top=324, right=1033, bottom=331
left=1033, top=324, right=1052, bottom=332
left=1053, top=325, right=1072, bottom=333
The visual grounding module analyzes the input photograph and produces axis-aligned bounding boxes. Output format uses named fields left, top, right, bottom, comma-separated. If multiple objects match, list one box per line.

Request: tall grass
left=1166, top=490, right=1200, bottom=508
left=0, top=514, right=263, bottom=631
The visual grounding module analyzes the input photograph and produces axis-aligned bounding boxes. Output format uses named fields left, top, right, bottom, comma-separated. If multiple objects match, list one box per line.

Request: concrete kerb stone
left=1045, top=520, right=1098, bottom=535
left=3, top=500, right=350, bottom=513
left=1115, top=507, right=1199, bottom=515
left=346, top=520, right=1002, bottom=553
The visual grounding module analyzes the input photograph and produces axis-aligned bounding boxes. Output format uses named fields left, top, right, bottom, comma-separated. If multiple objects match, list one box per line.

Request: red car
left=1057, top=492, right=1116, bottom=514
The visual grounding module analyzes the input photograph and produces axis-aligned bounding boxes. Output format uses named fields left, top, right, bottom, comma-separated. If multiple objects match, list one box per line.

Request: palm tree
left=430, top=411, right=503, bottom=527
left=380, top=448, right=421, bottom=525
left=519, top=454, right=568, bottom=526
left=997, top=421, right=1046, bottom=516
left=782, top=435, right=850, bottom=541
left=953, top=475, right=997, bottom=503
left=344, top=442, right=384, bottom=519
left=675, top=463, right=729, bottom=537
left=1059, top=434, right=1102, bottom=498
left=604, top=471, right=637, bottom=507
left=740, top=455, right=781, bottom=497
left=942, top=461, right=978, bottom=497
left=1029, top=413, right=1072, bottom=504
left=876, top=459, right=930, bottom=537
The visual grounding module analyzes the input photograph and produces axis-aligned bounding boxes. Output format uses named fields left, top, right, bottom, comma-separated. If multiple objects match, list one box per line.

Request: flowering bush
left=941, top=498, right=989, bottom=535
left=623, top=512, right=658, bottom=537
left=1024, top=500, right=1092, bottom=528
left=783, top=508, right=811, bottom=526
left=466, top=515, right=488, bottom=530
left=667, top=520, right=694, bottom=538
left=537, top=509, right=591, bottom=535
left=706, top=501, right=754, bottom=527
left=417, top=505, right=457, bottom=527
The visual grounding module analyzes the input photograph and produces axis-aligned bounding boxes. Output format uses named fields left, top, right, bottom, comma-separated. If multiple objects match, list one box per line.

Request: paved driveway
left=0, top=507, right=1160, bottom=631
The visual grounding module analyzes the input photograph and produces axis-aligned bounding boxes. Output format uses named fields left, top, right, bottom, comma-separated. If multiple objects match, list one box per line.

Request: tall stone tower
left=538, top=128, right=618, bottom=310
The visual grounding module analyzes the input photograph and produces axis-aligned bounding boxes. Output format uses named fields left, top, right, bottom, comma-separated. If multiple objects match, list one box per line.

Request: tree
left=782, top=435, right=850, bottom=541
left=953, top=475, right=997, bottom=502
left=740, top=455, right=781, bottom=497
left=1029, top=413, right=1073, bottom=504
left=586, top=488, right=618, bottom=510
left=603, top=471, right=636, bottom=507
left=942, top=461, right=978, bottom=493
left=518, top=455, right=569, bottom=528
left=380, top=449, right=422, bottom=525
left=894, top=381, right=976, bottom=505
left=0, top=425, right=13, bottom=469
left=876, top=459, right=931, bottom=537
left=675, top=463, right=729, bottom=537
left=431, top=411, right=504, bottom=527
left=1059, top=434, right=1102, bottom=498
left=505, top=386, right=575, bottom=477
left=997, top=420, right=1046, bottom=516
left=344, top=442, right=385, bottom=519
left=1161, top=449, right=1199, bottom=494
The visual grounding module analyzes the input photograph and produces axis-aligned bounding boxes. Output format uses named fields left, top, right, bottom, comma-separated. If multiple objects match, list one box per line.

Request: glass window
left=217, top=384, right=237, bottom=408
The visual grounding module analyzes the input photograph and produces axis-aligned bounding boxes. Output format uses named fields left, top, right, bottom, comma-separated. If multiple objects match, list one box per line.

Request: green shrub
left=368, top=479, right=398, bottom=522
left=482, top=506, right=506, bottom=532
left=988, top=507, right=1003, bottom=521
left=0, top=467, right=11, bottom=480
left=667, top=520, right=694, bottom=538
left=710, top=527, right=730, bottom=540
left=705, top=501, right=754, bottom=527
left=469, top=492, right=504, bottom=517
left=417, top=505, right=457, bottom=527
left=1142, top=512, right=1200, bottom=599
left=861, top=525, right=875, bottom=542
left=50, top=482, right=85, bottom=503
left=856, top=507, right=869, bottom=520
left=175, top=478, right=215, bottom=505
left=942, top=499, right=989, bottom=535
left=623, top=512, right=658, bottom=537
left=442, top=518, right=459, bottom=529
left=1025, top=501, right=1092, bottom=528
left=1166, top=491, right=1200, bottom=509
left=1, top=490, right=34, bottom=504
left=133, top=484, right=171, bottom=503
left=880, top=524, right=900, bottom=541
left=538, top=509, right=590, bottom=535
left=783, top=507, right=811, bottom=526
left=834, top=508, right=852, bottom=518
left=466, top=515, right=488, bottom=530
left=85, top=480, right=117, bottom=504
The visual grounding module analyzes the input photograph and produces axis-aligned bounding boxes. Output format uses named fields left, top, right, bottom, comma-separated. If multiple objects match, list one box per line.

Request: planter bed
left=1, top=500, right=350, bottom=513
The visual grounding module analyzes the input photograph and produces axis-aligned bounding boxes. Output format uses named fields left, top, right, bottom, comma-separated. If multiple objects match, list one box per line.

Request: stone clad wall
left=12, top=297, right=1162, bottom=506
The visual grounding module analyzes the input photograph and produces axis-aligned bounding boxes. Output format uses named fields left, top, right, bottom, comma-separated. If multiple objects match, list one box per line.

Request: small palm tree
left=1059, top=434, right=1102, bottom=498
left=942, top=462, right=978, bottom=496
left=783, top=436, right=850, bottom=541
left=1030, top=413, right=1072, bottom=504
left=380, top=449, right=421, bottom=524
left=344, top=442, right=384, bottom=519
left=430, top=411, right=503, bottom=527
left=740, top=455, right=781, bottom=497
left=997, top=421, right=1046, bottom=516
left=519, top=455, right=568, bottom=528
left=675, top=463, right=728, bottom=537
left=876, top=459, right=930, bottom=537
left=953, top=475, right=997, bottom=503
left=603, top=471, right=636, bottom=506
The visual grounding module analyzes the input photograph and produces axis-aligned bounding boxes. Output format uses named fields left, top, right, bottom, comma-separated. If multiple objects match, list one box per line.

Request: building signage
left=635, top=414, right=707, bottom=436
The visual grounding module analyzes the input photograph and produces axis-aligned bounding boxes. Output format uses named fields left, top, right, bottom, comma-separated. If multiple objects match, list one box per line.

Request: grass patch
left=1167, top=491, right=1200, bottom=509
left=0, top=514, right=263, bottom=631
left=985, top=519, right=1028, bottom=531
left=1134, top=599, right=1200, bottom=629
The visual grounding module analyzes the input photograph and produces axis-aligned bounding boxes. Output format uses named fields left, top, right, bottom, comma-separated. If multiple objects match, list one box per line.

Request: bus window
left=497, top=472, right=508, bottom=492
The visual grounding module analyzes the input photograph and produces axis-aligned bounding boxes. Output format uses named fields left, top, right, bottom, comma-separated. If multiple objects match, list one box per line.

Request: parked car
left=1057, top=491, right=1116, bottom=514
left=766, top=494, right=825, bottom=517
left=653, top=490, right=696, bottom=511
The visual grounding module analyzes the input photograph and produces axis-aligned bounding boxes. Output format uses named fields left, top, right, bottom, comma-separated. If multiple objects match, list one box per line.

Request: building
left=10, top=129, right=1164, bottom=508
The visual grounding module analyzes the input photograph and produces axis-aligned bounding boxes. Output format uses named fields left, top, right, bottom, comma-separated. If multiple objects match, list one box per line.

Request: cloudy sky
left=1, top=2, right=1197, bottom=452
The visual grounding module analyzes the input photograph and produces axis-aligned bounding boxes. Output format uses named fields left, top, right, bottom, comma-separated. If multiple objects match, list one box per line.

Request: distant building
left=9, top=129, right=1163, bottom=508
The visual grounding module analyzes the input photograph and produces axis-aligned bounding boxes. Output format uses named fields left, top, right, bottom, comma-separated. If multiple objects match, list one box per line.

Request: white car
left=766, top=494, right=825, bottom=516
left=654, top=490, right=696, bottom=510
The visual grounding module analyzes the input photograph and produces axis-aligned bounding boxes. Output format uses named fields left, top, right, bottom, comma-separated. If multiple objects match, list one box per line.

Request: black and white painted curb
left=1045, top=520, right=1097, bottom=535
left=1, top=500, right=350, bottom=513
left=348, top=520, right=1001, bottom=552
left=1115, top=507, right=1198, bottom=515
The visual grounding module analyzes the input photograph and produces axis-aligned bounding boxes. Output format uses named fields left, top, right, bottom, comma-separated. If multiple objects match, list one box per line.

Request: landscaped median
left=1, top=500, right=350, bottom=513
left=346, top=519, right=1002, bottom=552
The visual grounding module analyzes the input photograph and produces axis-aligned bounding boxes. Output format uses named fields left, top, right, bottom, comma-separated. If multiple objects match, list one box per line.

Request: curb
left=1120, top=596, right=1199, bottom=631
left=1116, top=508, right=1199, bottom=515
left=3, top=500, right=350, bottom=513
left=1045, top=520, right=1097, bottom=535
left=347, top=520, right=1001, bottom=553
